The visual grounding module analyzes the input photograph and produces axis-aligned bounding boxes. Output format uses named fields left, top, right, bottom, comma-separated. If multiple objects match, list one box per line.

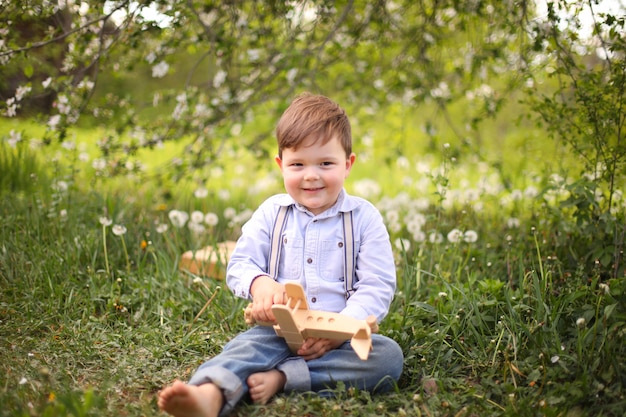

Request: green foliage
left=519, top=2, right=626, bottom=278
left=0, top=135, right=48, bottom=196
left=1, top=0, right=532, bottom=178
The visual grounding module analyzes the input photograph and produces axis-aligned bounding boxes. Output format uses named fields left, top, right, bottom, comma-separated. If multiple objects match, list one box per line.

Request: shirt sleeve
left=339, top=203, right=396, bottom=322
left=226, top=199, right=276, bottom=299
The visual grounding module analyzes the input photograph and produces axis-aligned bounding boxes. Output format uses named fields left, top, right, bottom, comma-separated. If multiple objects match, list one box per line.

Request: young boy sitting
left=158, top=93, right=403, bottom=417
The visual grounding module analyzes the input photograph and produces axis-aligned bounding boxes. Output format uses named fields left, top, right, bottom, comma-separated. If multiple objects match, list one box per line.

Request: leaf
left=604, top=303, right=617, bottom=320
left=23, top=64, right=34, bottom=78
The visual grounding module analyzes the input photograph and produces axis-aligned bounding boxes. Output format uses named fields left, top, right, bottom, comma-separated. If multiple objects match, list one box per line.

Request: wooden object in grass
left=179, top=241, right=237, bottom=279
left=244, top=282, right=378, bottom=360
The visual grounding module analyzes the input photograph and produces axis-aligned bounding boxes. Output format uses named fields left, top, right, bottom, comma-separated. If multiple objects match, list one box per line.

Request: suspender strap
left=342, top=211, right=356, bottom=299
left=268, top=205, right=290, bottom=279
left=268, top=206, right=357, bottom=299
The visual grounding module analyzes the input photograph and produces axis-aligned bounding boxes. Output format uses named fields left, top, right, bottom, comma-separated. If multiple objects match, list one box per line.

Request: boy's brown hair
left=276, top=93, right=352, bottom=158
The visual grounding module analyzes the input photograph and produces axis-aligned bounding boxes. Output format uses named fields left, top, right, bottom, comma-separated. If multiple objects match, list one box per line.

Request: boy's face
left=276, top=135, right=355, bottom=215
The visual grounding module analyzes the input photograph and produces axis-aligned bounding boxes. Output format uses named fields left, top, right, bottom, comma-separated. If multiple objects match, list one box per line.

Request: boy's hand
left=249, top=275, right=286, bottom=323
left=297, top=337, right=345, bottom=360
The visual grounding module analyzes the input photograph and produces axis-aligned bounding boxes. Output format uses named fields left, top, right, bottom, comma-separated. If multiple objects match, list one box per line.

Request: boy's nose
left=303, top=167, right=320, bottom=180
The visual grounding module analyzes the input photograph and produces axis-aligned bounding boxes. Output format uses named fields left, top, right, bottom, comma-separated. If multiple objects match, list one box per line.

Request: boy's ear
left=345, top=152, right=356, bottom=175
left=275, top=155, right=283, bottom=170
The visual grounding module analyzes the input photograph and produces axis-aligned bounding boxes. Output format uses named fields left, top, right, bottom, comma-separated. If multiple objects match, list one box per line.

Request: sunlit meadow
left=1, top=116, right=625, bottom=417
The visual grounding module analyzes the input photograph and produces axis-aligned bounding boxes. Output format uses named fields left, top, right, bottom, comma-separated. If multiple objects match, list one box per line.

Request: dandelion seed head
left=112, top=225, right=127, bottom=236
left=394, top=238, right=411, bottom=251
left=99, top=216, right=112, bottom=226
left=551, top=355, right=559, bottom=363
left=428, top=232, right=443, bottom=244
left=463, top=230, right=478, bottom=243
left=576, top=317, right=586, bottom=328
left=191, top=210, right=204, bottom=224
left=168, top=210, right=189, bottom=228
left=188, top=221, right=206, bottom=234
left=204, top=212, right=219, bottom=226
left=194, top=187, right=208, bottom=198
left=223, top=207, right=237, bottom=219
left=599, top=283, right=610, bottom=295
left=218, top=189, right=230, bottom=201
left=447, top=228, right=463, bottom=243
left=412, top=230, right=426, bottom=242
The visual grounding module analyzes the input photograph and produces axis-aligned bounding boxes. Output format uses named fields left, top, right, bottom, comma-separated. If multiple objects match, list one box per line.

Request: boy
left=158, top=93, right=403, bottom=417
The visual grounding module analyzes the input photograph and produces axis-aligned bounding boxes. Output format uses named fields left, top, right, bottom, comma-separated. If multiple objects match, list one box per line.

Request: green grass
left=1, top=117, right=625, bottom=417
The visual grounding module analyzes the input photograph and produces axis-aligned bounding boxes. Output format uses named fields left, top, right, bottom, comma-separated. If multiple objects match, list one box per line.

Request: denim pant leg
left=277, top=334, right=403, bottom=395
left=188, top=326, right=292, bottom=416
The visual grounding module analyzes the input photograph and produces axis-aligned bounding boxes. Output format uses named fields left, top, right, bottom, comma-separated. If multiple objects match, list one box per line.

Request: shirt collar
left=274, top=189, right=362, bottom=217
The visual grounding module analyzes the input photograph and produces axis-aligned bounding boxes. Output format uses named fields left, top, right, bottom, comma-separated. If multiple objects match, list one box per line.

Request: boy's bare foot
left=158, top=380, right=223, bottom=417
left=247, top=370, right=286, bottom=405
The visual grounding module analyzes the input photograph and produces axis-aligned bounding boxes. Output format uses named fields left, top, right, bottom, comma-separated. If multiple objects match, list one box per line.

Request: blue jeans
left=188, top=326, right=404, bottom=416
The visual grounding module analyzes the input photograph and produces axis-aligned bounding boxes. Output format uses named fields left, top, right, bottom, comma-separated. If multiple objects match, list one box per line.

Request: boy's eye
left=321, top=161, right=333, bottom=166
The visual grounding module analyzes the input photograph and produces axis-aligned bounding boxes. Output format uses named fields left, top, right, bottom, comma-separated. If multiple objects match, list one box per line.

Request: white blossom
left=48, top=114, right=62, bottom=129
left=213, top=70, right=227, bottom=87
left=15, top=85, right=31, bottom=101
left=7, top=130, right=21, bottom=147
left=152, top=61, right=169, bottom=78
left=146, top=51, right=157, bottom=64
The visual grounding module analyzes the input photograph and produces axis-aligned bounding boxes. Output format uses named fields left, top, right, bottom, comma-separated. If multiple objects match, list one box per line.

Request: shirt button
left=311, top=297, right=317, bottom=303
left=307, top=258, right=313, bottom=264
left=338, top=242, right=344, bottom=248
left=283, top=237, right=288, bottom=244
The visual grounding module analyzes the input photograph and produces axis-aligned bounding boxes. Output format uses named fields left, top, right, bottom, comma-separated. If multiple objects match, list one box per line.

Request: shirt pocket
left=320, top=239, right=348, bottom=282
left=278, top=234, right=303, bottom=279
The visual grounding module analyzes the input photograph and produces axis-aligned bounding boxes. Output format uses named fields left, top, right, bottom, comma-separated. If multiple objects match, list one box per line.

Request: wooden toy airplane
left=244, top=282, right=378, bottom=360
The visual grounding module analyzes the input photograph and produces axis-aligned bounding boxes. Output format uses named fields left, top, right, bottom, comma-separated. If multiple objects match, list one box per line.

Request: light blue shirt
left=226, top=189, right=396, bottom=322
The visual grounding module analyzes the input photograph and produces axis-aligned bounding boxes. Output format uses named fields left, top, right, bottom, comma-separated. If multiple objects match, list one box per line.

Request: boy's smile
left=276, top=135, right=356, bottom=215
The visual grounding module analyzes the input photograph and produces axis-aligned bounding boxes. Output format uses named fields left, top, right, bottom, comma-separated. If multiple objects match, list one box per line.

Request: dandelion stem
left=102, top=224, right=110, bottom=277
left=188, top=286, right=221, bottom=333
left=120, top=236, right=130, bottom=273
